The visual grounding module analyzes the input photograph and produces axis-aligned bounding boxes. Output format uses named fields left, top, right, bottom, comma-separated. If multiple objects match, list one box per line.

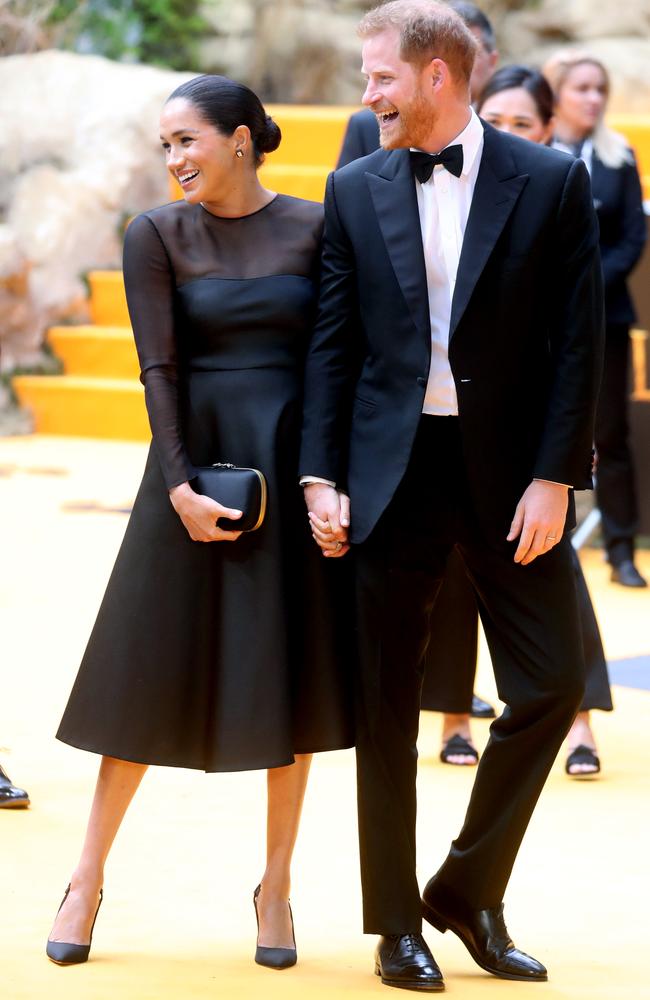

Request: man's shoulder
left=333, top=145, right=399, bottom=184
left=484, top=123, right=575, bottom=178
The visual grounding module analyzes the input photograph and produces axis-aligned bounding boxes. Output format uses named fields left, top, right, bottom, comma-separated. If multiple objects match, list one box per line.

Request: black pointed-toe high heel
left=253, top=884, right=297, bottom=970
left=46, top=884, right=104, bottom=965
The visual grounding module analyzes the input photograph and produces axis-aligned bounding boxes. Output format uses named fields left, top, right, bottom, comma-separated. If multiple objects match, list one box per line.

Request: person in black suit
left=338, top=0, right=500, bottom=769
left=301, top=2, right=603, bottom=991
left=544, top=50, right=647, bottom=589
left=337, top=0, right=498, bottom=169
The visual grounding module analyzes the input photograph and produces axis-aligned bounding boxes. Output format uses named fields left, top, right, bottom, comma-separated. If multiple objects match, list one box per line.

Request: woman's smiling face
left=159, top=98, right=242, bottom=203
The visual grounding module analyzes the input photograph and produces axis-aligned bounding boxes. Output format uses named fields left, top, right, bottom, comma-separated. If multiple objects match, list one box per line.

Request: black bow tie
left=410, top=145, right=464, bottom=182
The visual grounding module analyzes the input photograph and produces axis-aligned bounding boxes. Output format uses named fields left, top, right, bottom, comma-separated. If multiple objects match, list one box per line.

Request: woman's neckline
left=199, top=193, right=280, bottom=221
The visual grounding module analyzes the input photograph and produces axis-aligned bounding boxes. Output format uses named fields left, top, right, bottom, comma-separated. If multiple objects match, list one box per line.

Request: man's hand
left=303, top=483, right=350, bottom=558
left=507, top=480, right=569, bottom=565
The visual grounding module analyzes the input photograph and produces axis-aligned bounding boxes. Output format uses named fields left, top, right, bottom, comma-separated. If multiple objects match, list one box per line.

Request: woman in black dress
left=544, top=51, right=647, bottom=589
left=47, top=75, right=352, bottom=968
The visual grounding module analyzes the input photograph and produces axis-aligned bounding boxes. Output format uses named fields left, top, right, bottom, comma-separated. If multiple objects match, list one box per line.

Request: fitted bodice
left=122, top=195, right=324, bottom=488
left=176, top=275, right=316, bottom=371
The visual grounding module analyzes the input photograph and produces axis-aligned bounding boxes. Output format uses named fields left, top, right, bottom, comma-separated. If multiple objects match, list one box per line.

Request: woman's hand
left=304, top=484, right=350, bottom=558
left=169, top=482, right=243, bottom=543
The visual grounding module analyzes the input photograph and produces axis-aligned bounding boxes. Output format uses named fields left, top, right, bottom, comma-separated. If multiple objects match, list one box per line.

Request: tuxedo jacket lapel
left=365, top=151, right=431, bottom=346
left=450, top=126, right=529, bottom=340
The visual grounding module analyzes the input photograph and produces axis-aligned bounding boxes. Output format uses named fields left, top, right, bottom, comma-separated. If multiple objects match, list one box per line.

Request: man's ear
left=429, top=57, right=447, bottom=92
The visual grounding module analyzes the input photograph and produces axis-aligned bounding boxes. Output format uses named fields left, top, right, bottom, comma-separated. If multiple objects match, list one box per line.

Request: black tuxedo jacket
left=590, top=149, right=646, bottom=325
left=301, top=123, right=604, bottom=544
left=337, top=109, right=380, bottom=167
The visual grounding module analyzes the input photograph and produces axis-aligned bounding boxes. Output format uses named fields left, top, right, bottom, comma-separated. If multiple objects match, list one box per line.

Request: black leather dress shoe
left=374, top=933, right=444, bottom=991
left=470, top=694, right=496, bottom=719
left=611, top=560, right=647, bottom=588
left=0, top=764, right=30, bottom=808
left=422, top=880, right=547, bottom=982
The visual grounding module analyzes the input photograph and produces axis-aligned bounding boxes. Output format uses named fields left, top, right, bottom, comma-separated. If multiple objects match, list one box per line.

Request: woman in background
left=471, top=64, right=615, bottom=776
left=544, top=51, right=647, bottom=590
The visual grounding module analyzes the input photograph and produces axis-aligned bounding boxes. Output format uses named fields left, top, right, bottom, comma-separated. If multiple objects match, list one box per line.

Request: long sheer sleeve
left=123, top=214, right=192, bottom=490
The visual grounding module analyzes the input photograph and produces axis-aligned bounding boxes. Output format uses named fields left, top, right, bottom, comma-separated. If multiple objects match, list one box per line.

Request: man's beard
left=380, top=90, right=438, bottom=150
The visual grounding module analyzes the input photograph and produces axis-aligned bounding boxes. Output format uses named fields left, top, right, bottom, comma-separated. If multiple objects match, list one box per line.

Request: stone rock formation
left=0, top=50, right=191, bottom=372
left=196, top=0, right=650, bottom=110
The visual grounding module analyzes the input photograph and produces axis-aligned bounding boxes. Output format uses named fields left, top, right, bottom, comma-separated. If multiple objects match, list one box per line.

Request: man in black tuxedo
left=300, top=0, right=603, bottom=992
left=337, top=0, right=499, bottom=168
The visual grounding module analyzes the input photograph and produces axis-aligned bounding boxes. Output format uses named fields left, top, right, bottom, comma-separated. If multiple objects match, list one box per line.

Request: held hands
left=169, top=482, right=243, bottom=543
left=304, top=483, right=350, bottom=558
left=507, top=480, right=569, bottom=565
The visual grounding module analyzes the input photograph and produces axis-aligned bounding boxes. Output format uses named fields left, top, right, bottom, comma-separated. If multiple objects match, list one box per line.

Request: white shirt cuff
left=299, top=476, right=336, bottom=487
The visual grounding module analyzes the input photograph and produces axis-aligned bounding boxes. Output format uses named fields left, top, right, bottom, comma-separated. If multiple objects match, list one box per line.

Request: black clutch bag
left=191, top=463, right=267, bottom=532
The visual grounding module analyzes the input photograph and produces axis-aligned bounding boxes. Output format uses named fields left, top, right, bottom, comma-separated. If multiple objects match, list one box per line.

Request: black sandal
left=565, top=744, right=600, bottom=777
left=440, top=734, right=479, bottom=766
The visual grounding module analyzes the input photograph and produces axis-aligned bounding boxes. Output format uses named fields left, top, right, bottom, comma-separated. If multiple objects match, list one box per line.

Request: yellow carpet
left=1, top=435, right=649, bottom=1000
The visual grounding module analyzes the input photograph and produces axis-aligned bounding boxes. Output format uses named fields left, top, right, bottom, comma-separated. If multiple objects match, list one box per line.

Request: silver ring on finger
left=334, top=541, right=342, bottom=552
left=546, top=534, right=557, bottom=542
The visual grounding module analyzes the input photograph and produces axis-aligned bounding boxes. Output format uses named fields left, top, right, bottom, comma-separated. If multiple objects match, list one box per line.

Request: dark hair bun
left=258, top=115, right=282, bottom=154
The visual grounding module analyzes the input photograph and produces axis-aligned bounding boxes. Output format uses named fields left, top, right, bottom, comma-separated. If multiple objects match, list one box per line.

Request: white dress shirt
left=301, top=112, right=484, bottom=488
left=416, top=108, right=484, bottom=415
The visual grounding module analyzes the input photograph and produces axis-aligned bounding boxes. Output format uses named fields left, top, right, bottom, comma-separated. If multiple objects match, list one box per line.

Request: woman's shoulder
left=126, top=200, right=194, bottom=245
left=272, top=193, right=324, bottom=227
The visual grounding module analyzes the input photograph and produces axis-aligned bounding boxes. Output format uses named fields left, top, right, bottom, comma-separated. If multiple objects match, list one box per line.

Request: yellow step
left=257, top=163, right=330, bottom=201
left=13, top=375, right=149, bottom=441
left=609, top=115, right=650, bottom=198
left=263, top=104, right=354, bottom=166
left=89, top=271, right=130, bottom=326
left=48, top=326, right=138, bottom=379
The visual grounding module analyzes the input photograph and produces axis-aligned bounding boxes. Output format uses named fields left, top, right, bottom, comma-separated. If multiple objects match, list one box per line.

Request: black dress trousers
left=354, top=417, right=586, bottom=934
left=595, top=322, right=640, bottom=565
left=420, top=549, right=478, bottom=714
left=421, top=544, right=612, bottom=715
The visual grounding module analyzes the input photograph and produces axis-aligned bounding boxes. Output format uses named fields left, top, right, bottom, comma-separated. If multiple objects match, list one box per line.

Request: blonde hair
left=543, top=50, right=632, bottom=169
left=358, top=0, right=477, bottom=88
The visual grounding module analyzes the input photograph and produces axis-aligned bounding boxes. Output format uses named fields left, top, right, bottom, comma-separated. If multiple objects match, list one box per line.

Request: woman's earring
left=235, top=149, right=244, bottom=158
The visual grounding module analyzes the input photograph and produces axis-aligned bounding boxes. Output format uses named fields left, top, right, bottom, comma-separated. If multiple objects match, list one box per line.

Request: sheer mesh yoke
left=123, top=195, right=323, bottom=488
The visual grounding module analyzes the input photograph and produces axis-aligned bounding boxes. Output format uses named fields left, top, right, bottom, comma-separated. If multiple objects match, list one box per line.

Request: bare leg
left=49, top=756, right=147, bottom=945
left=441, top=713, right=478, bottom=766
left=255, top=753, right=312, bottom=948
left=566, top=710, right=600, bottom=774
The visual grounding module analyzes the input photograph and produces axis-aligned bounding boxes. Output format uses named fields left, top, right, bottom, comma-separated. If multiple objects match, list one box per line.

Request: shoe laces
left=390, top=933, right=421, bottom=958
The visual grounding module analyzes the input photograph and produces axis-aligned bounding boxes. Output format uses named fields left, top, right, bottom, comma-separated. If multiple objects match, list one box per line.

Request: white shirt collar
left=411, top=108, right=484, bottom=180
left=450, top=107, right=483, bottom=177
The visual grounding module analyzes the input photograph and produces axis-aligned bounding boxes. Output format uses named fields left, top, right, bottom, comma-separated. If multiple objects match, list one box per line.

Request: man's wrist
left=300, top=476, right=336, bottom=488
left=533, top=478, right=570, bottom=489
